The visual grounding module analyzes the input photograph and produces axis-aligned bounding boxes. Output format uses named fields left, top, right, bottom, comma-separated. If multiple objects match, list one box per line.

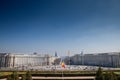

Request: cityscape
left=0, top=52, right=120, bottom=80
left=0, top=0, right=120, bottom=80
left=1, top=52, right=120, bottom=69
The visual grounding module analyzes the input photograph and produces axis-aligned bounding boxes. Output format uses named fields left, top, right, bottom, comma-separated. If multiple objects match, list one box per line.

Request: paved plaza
left=0, top=65, right=118, bottom=71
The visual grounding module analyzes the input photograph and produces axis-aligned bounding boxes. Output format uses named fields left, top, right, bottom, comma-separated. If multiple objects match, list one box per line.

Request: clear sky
left=0, top=0, right=120, bottom=56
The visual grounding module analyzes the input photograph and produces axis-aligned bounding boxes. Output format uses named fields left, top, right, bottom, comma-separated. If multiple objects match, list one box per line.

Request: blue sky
left=0, top=0, right=120, bottom=56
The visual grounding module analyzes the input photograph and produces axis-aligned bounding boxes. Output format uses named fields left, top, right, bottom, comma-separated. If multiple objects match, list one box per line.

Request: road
left=0, top=76, right=95, bottom=80
left=32, top=76, right=95, bottom=79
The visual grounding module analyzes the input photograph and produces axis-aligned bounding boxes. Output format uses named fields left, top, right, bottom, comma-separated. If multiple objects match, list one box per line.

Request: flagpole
left=61, top=58, right=65, bottom=80
left=61, top=61, right=65, bottom=80
left=62, top=67, right=64, bottom=80
left=68, top=50, right=71, bottom=72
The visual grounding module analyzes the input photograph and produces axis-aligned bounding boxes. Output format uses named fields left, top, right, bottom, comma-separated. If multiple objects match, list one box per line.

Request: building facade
left=0, top=53, right=50, bottom=68
left=71, top=52, right=120, bottom=67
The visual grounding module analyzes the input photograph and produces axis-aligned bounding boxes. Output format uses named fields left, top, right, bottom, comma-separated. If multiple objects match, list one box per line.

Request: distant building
left=55, top=51, right=58, bottom=57
left=0, top=53, right=50, bottom=68
left=49, top=52, right=60, bottom=65
left=49, top=56, right=60, bottom=65
left=71, top=52, right=120, bottom=67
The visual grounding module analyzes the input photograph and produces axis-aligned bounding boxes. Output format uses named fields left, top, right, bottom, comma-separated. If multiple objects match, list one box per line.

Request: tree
left=104, top=71, right=117, bottom=80
left=21, top=74, right=26, bottom=80
left=11, top=71, right=19, bottom=80
left=117, top=75, right=120, bottom=80
left=109, top=72, right=117, bottom=80
left=7, top=75, right=12, bottom=80
left=95, top=67, right=104, bottom=80
left=104, top=72, right=111, bottom=80
left=26, top=71, right=32, bottom=80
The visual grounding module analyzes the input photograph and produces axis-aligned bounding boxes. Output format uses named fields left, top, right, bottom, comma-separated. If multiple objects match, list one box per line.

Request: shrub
left=26, top=71, right=32, bottom=80
left=11, top=71, right=19, bottom=80
left=21, top=74, right=26, bottom=80
left=7, top=75, right=12, bottom=80
left=104, top=71, right=118, bottom=80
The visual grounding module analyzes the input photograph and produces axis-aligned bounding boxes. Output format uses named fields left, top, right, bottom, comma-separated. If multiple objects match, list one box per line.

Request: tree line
left=6, top=67, right=120, bottom=80
left=96, top=67, right=120, bottom=80
left=7, top=71, right=32, bottom=80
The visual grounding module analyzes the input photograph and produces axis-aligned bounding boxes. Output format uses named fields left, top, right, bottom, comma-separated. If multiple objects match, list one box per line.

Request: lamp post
left=81, top=50, right=84, bottom=65
left=68, top=50, right=71, bottom=71
left=68, top=51, right=70, bottom=65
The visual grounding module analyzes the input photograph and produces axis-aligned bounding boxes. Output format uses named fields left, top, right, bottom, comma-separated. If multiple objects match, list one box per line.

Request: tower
left=55, top=51, right=58, bottom=57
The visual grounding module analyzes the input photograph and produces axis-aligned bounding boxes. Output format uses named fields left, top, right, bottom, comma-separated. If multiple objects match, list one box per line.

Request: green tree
left=95, top=67, right=104, bottom=80
left=11, top=71, right=19, bottom=80
left=104, top=72, right=111, bottom=80
left=109, top=72, right=117, bottom=80
left=26, top=71, right=32, bottom=80
left=21, top=74, right=26, bottom=80
left=117, top=75, right=120, bottom=80
left=7, top=75, right=12, bottom=80
left=104, top=71, right=117, bottom=80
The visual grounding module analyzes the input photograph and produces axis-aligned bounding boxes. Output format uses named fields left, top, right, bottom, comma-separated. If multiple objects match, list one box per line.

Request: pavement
left=32, top=76, right=95, bottom=80
left=0, top=76, right=95, bottom=80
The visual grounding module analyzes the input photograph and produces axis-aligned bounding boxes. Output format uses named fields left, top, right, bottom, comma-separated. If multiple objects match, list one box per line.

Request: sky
left=0, top=0, right=120, bottom=56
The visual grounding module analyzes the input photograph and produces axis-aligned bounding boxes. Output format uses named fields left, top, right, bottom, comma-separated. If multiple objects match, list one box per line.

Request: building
left=71, top=52, right=120, bottom=67
left=0, top=53, right=50, bottom=68
left=49, top=52, right=60, bottom=65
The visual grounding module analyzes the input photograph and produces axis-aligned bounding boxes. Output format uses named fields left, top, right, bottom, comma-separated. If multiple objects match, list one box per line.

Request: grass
left=114, top=72, right=120, bottom=75
left=0, top=70, right=119, bottom=77
left=0, top=71, right=26, bottom=76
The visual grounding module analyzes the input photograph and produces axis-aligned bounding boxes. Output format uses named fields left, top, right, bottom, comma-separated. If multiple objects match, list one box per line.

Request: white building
left=0, top=53, right=50, bottom=68
left=49, top=56, right=60, bottom=65
left=71, top=52, right=120, bottom=67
